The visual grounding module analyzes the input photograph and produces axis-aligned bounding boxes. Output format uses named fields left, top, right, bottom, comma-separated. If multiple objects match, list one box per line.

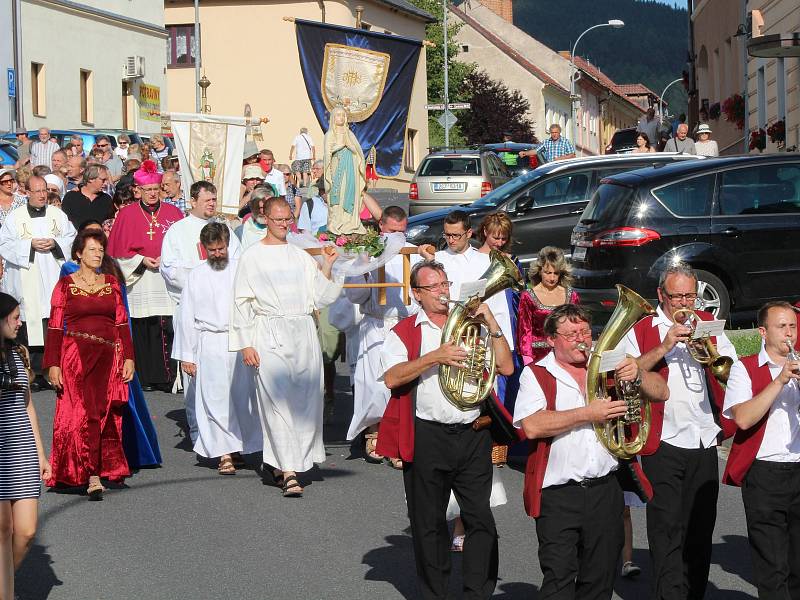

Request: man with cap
left=14, top=130, right=32, bottom=168
left=694, top=124, right=718, bottom=157
left=107, top=160, right=184, bottom=392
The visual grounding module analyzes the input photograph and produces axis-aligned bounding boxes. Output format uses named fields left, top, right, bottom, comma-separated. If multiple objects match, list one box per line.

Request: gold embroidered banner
left=321, top=44, right=390, bottom=122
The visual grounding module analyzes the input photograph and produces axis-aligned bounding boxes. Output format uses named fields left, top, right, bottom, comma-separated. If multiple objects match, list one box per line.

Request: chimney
left=477, top=0, right=513, bottom=23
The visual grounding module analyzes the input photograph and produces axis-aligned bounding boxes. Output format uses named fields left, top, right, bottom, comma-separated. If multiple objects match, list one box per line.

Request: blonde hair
left=477, top=212, right=513, bottom=252
left=528, top=246, right=573, bottom=287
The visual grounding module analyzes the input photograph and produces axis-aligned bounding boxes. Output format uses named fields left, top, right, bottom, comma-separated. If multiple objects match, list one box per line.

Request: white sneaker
left=621, top=561, right=641, bottom=577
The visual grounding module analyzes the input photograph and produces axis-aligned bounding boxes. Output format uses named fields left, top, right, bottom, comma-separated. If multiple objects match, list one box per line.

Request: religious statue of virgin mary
left=323, top=106, right=367, bottom=235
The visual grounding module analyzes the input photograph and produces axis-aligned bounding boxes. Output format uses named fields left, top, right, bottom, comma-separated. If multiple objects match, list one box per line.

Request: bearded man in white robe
left=173, top=222, right=260, bottom=475
left=230, top=197, right=341, bottom=498
left=0, top=175, right=75, bottom=388
left=161, top=180, right=241, bottom=441
left=345, top=206, right=419, bottom=468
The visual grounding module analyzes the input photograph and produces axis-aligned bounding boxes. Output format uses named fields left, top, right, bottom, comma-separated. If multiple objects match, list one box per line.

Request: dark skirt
left=130, top=316, right=176, bottom=386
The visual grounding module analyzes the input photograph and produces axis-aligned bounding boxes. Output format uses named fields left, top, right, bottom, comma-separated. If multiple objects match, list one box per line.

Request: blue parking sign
left=7, top=69, right=15, bottom=98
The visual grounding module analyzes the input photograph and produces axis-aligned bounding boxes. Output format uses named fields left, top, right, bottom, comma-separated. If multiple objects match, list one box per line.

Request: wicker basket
left=491, top=444, right=508, bottom=466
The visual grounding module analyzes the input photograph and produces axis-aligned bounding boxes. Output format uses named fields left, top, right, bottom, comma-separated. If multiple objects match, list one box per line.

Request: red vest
left=633, top=310, right=736, bottom=455
left=721, top=354, right=776, bottom=487
left=376, top=316, right=421, bottom=462
left=521, top=365, right=653, bottom=518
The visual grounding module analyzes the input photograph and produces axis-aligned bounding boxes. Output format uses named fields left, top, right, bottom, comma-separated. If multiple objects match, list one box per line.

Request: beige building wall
left=692, top=0, right=747, bottom=154
left=745, top=0, right=800, bottom=152
left=165, top=0, right=429, bottom=191
left=21, top=0, right=167, bottom=132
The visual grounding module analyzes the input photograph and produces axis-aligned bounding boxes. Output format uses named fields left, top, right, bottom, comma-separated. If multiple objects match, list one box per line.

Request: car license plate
left=572, top=246, right=587, bottom=261
left=432, top=182, right=465, bottom=192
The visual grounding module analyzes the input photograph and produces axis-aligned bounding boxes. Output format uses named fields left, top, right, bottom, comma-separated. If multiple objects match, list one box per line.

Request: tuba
left=585, top=285, right=657, bottom=459
left=672, top=309, right=732, bottom=383
left=438, top=250, right=524, bottom=411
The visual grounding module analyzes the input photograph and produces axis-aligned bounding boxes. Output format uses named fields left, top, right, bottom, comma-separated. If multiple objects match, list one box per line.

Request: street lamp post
left=659, top=78, right=683, bottom=125
left=569, top=20, right=624, bottom=153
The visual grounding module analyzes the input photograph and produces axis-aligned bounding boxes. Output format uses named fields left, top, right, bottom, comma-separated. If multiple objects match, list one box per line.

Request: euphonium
left=585, top=284, right=657, bottom=459
left=672, top=309, right=733, bottom=383
left=438, top=250, right=524, bottom=411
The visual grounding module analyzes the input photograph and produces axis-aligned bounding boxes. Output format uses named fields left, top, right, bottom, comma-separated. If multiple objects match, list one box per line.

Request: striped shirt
left=541, top=136, right=575, bottom=162
left=29, top=139, right=61, bottom=168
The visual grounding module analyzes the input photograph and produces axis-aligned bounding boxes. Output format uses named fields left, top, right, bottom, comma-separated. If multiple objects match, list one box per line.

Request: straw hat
left=242, top=165, right=265, bottom=181
left=696, top=123, right=712, bottom=134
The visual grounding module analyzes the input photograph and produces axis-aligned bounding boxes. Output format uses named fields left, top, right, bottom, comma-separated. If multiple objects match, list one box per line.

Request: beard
left=208, top=256, right=229, bottom=271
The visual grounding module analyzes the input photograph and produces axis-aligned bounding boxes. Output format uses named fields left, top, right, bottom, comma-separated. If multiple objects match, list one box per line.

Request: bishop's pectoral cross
left=146, top=216, right=157, bottom=241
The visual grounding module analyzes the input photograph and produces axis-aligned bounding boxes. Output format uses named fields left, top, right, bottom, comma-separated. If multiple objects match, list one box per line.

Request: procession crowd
left=0, top=123, right=799, bottom=600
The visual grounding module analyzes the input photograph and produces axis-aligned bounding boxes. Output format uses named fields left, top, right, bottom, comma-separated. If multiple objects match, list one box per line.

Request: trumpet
left=672, top=309, right=732, bottom=383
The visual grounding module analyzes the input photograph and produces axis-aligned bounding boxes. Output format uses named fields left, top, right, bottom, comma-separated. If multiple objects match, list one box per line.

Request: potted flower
left=722, top=94, right=745, bottom=130
left=749, top=128, right=766, bottom=152
left=767, top=120, right=786, bottom=145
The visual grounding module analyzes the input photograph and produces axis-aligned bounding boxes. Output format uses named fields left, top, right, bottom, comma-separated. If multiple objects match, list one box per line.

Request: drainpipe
left=741, top=0, right=749, bottom=153
left=317, top=1, right=326, bottom=23
left=687, top=0, right=698, bottom=132
left=12, top=0, right=23, bottom=129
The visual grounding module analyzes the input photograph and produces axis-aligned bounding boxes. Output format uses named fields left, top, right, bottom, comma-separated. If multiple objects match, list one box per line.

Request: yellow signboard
left=139, top=84, right=161, bottom=122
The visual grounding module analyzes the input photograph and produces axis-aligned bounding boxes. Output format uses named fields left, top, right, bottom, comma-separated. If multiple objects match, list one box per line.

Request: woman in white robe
left=229, top=198, right=341, bottom=497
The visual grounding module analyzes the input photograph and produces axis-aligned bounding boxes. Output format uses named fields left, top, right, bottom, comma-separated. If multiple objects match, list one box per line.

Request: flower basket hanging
left=767, top=120, right=786, bottom=145
left=722, top=94, right=745, bottom=130
left=749, top=128, right=766, bottom=152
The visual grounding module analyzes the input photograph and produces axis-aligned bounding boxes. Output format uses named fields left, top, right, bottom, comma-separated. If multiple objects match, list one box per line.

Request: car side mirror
left=516, top=195, right=534, bottom=213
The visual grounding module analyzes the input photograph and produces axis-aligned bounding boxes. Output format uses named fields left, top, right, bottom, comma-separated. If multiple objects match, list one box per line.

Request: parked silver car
left=409, top=149, right=512, bottom=215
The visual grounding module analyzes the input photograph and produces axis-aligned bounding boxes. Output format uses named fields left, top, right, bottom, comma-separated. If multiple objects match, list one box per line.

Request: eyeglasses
left=664, top=292, right=698, bottom=301
left=442, top=232, right=467, bottom=240
left=96, top=143, right=110, bottom=148
left=556, top=329, right=592, bottom=342
left=118, top=141, right=129, bottom=146
left=414, top=281, right=452, bottom=292
left=267, top=217, right=294, bottom=225
left=140, top=186, right=160, bottom=194
left=0, top=179, right=14, bottom=185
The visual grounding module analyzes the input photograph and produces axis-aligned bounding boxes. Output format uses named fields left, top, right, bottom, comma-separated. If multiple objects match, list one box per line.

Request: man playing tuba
left=623, top=262, right=737, bottom=600
left=377, top=260, right=514, bottom=600
left=514, top=303, right=668, bottom=599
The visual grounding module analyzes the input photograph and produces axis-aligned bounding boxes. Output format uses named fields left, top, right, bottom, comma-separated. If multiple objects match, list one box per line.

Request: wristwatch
left=489, top=330, right=504, bottom=339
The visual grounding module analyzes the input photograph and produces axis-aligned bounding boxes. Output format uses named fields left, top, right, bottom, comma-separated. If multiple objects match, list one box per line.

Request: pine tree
left=458, top=71, right=536, bottom=145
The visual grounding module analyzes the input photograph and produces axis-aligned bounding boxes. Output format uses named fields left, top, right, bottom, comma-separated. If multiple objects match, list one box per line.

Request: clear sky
left=652, top=0, right=686, bottom=7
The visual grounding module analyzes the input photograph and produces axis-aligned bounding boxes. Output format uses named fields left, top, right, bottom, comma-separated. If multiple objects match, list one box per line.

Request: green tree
left=458, top=70, right=536, bottom=145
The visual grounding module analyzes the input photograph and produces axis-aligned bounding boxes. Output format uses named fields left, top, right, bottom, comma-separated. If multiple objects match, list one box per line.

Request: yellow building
left=164, top=0, right=434, bottom=191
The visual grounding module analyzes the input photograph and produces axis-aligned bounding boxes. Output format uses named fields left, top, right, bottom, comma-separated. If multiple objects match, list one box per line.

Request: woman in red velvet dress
left=44, top=230, right=135, bottom=500
left=517, top=246, right=580, bottom=366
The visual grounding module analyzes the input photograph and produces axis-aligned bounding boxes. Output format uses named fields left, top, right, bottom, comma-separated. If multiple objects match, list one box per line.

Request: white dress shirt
left=380, top=310, right=480, bottom=425
left=624, top=305, right=737, bottom=449
left=513, top=353, right=618, bottom=487
left=723, top=346, right=800, bottom=462
left=264, top=167, right=287, bottom=196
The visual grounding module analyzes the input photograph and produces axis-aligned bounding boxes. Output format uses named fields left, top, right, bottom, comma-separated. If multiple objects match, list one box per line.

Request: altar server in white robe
left=230, top=197, right=341, bottom=498
left=173, top=222, right=260, bottom=475
left=0, top=175, right=75, bottom=382
left=345, top=206, right=420, bottom=467
left=161, top=180, right=241, bottom=440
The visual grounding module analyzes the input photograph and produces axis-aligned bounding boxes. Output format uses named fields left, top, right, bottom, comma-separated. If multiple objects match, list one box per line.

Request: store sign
left=139, top=83, right=161, bottom=122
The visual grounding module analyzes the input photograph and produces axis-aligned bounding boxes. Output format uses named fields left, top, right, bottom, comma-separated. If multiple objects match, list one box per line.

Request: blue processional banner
left=295, top=19, right=422, bottom=178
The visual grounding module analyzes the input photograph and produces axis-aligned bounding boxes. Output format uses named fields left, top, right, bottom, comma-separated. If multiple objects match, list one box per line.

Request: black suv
left=405, top=153, right=701, bottom=267
left=571, top=154, right=800, bottom=322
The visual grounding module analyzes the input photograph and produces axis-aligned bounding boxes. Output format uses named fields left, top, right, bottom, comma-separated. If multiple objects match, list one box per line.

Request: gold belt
left=66, top=331, right=116, bottom=347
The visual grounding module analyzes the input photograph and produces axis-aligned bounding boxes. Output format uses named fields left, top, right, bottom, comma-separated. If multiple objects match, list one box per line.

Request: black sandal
left=282, top=476, right=303, bottom=498
left=272, top=469, right=284, bottom=488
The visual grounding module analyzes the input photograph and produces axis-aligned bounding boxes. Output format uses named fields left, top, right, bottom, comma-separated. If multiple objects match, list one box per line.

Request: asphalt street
left=19, top=369, right=757, bottom=600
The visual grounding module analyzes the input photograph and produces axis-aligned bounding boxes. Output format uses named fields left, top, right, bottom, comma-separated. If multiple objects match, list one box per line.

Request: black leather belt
left=417, top=418, right=474, bottom=433
left=551, top=471, right=615, bottom=489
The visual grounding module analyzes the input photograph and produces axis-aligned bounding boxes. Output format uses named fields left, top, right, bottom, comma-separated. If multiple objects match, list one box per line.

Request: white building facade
left=1, top=2, right=15, bottom=132
left=18, top=0, right=167, bottom=133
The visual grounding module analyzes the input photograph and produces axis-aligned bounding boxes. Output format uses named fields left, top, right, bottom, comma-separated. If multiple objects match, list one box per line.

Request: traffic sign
left=7, top=69, right=15, bottom=99
left=425, top=103, right=445, bottom=110
left=437, top=109, right=458, bottom=130
left=447, top=102, right=471, bottom=110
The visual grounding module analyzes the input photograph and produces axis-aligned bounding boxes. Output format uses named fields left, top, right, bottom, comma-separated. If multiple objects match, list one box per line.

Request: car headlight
left=405, top=224, right=430, bottom=240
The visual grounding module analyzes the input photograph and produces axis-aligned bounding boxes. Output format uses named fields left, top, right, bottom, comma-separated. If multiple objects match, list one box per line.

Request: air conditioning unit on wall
left=124, top=56, right=145, bottom=79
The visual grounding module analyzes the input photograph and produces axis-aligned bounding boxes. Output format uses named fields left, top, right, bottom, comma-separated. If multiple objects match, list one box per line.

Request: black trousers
left=18, top=319, right=47, bottom=374
left=403, top=418, right=498, bottom=600
left=130, top=316, right=175, bottom=386
left=536, top=474, right=624, bottom=600
left=742, top=459, right=800, bottom=600
left=641, top=442, right=719, bottom=600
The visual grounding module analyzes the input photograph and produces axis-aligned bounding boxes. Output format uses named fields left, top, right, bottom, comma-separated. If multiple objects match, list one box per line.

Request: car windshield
left=579, top=183, right=638, bottom=224
left=613, top=129, right=638, bottom=146
left=471, top=171, right=543, bottom=207
left=419, top=157, right=481, bottom=177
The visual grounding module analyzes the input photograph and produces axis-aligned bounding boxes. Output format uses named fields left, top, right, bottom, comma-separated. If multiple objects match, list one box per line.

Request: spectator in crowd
left=127, top=144, right=145, bottom=163
left=243, top=141, right=259, bottom=166
left=633, top=132, right=656, bottom=153
left=61, top=165, right=114, bottom=229
left=694, top=124, right=719, bottom=157
left=66, top=156, right=86, bottom=192
left=239, top=165, right=265, bottom=209
left=114, top=135, right=131, bottom=160
left=44, top=173, right=65, bottom=200
left=259, top=150, right=287, bottom=197
left=671, top=113, right=687, bottom=138
left=117, top=158, right=141, bottom=192
left=94, top=136, right=124, bottom=182
left=637, top=108, right=661, bottom=149
left=50, top=150, right=68, bottom=184
left=14, top=167, right=31, bottom=197
left=161, top=156, right=178, bottom=173
left=520, top=124, right=575, bottom=162
left=67, top=135, right=85, bottom=158
left=31, top=166, right=51, bottom=178
left=29, top=128, right=60, bottom=168
left=238, top=187, right=274, bottom=249
left=149, top=135, right=171, bottom=173
left=0, top=169, right=26, bottom=229
left=296, top=179, right=327, bottom=235
left=277, top=163, right=299, bottom=209
left=161, top=170, right=186, bottom=213
left=13, top=129, right=31, bottom=168
left=289, top=127, right=315, bottom=187
left=663, top=123, right=697, bottom=154
left=46, top=191, right=62, bottom=209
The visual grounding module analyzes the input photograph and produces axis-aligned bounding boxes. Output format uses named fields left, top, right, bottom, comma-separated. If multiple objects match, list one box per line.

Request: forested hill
left=512, top=0, right=689, bottom=112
